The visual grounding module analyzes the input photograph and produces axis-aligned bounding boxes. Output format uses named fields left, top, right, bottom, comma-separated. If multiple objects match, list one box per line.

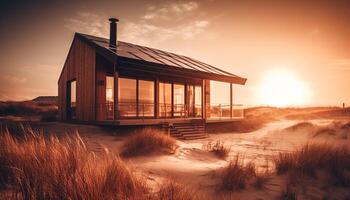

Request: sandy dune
left=1, top=106, right=349, bottom=199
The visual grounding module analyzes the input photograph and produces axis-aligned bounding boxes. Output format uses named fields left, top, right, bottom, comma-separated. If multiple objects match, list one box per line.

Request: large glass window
left=210, top=80, right=231, bottom=118
left=159, top=82, right=172, bottom=117
left=138, top=80, right=155, bottom=117
left=194, top=85, right=202, bottom=117
left=118, top=77, right=137, bottom=117
left=68, top=80, right=76, bottom=120
left=173, top=84, right=185, bottom=117
left=106, top=76, right=114, bottom=119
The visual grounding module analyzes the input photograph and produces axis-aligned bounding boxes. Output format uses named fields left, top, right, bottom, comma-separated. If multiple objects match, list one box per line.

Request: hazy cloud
left=64, top=12, right=108, bottom=37
left=0, top=74, right=27, bottom=83
left=329, top=59, right=350, bottom=70
left=64, top=1, right=210, bottom=45
left=142, top=1, right=199, bottom=20
left=122, top=1, right=209, bottom=45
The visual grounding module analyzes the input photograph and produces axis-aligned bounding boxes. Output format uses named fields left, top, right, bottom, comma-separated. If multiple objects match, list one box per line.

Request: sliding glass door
left=118, top=78, right=137, bottom=117
left=159, top=82, right=172, bottom=117
left=138, top=80, right=155, bottom=117
left=173, top=84, right=185, bottom=117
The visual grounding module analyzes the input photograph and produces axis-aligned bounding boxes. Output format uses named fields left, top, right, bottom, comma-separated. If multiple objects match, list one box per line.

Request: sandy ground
left=1, top=106, right=350, bottom=199
left=10, top=118, right=347, bottom=199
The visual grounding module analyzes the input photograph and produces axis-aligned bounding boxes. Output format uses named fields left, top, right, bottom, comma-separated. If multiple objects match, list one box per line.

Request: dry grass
left=274, top=144, right=350, bottom=186
left=280, top=183, right=297, bottom=200
left=121, top=128, right=178, bottom=157
left=0, top=127, right=148, bottom=199
left=204, top=140, right=230, bottom=159
left=156, top=179, right=199, bottom=200
left=0, top=101, right=57, bottom=122
left=219, top=155, right=256, bottom=191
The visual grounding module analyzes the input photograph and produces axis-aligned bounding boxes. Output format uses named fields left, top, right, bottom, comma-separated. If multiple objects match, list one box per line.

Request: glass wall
left=159, top=82, right=172, bottom=117
left=138, top=80, right=155, bottom=117
left=68, top=80, right=76, bottom=120
left=106, top=76, right=114, bottom=119
left=173, top=84, right=185, bottom=117
left=194, top=85, right=202, bottom=117
left=118, top=77, right=137, bottom=117
left=210, top=80, right=231, bottom=118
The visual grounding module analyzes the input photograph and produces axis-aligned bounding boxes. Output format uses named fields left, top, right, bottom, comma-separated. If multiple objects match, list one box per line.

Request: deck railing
left=207, top=104, right=244, bottom=119
left=103, top=102, right=244, bottom=120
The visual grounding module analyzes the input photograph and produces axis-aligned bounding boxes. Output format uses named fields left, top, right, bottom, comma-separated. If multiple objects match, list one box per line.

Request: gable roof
left=75, top=33, right=247, bottom=84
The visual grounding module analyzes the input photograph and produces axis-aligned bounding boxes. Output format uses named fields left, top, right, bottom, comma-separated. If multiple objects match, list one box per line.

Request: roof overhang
left=74, top=33, right=247, bottom=85
left=117, top=57, right=247, bottom=85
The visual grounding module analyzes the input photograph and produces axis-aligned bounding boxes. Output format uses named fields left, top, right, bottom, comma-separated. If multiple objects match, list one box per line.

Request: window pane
left=138, top=80, right=154, bottom=117
left=159, top=82, right=172, bottom=117
left=210, top=80, right=230, bottom=118
left=106, top=76, right=114, bottom=119
left=118, top=78, right=136, bottom=117
left=70, top=80, right=76, bottom=119
left=195, top=85, right=202, bottom=117
left=174, top=84, right=185, bottom=117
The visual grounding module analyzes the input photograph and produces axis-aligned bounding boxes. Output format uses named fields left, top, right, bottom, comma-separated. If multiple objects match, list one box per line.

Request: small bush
left=220, top=155, right=255, bottom=191
left=274, top=144, right=350, bottom=186
left=280, top=183, right=297, bottom=200
left=156, top=179, right=198, bottom=200
left=121, top=128, right=178, bottom=157
left=204, top=140, right=230, bottom=159
left=0, top=128, right=148, bottom=199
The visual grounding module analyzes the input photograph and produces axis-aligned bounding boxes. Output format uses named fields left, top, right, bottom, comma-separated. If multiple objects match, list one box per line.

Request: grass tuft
left=121, top=128, right=178, bottom=157
left=0, top=128, right=148, bottom=199
left=219, top=155, right=256, bottom=191
left=204, top=140, right=230, bottom=159
left=274, top=144, right=350, bottom=186
left=156, top=179, right=198, bottom=200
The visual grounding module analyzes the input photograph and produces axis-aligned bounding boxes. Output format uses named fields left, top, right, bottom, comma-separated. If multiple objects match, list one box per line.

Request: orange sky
left=0, top=0, right=349, bottom=106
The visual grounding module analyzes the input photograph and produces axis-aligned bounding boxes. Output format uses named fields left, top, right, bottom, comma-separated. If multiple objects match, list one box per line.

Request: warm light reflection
left=257, top=69, right=309, bottom=107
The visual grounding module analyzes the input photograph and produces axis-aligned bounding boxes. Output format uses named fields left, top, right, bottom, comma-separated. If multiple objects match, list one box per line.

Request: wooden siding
left=95, top=54, right=114, bottom=120
left=58, top=36, right=96, bottom=121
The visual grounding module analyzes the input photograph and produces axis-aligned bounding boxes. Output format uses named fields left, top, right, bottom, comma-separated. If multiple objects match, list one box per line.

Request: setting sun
left=257, top=69, right=310, bottom=107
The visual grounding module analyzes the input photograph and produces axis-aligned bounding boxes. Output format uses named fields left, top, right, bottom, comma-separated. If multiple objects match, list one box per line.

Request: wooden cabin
left=58, top=18, right=247, bottom=139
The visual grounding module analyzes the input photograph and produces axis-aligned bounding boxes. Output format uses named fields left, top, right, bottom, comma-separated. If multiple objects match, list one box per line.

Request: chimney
left=109, top=18, right=119, bottom=49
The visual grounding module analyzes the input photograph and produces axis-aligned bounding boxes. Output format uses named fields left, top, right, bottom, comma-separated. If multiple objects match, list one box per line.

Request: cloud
left=142, top=1, right=198, bottom=20
left=65, top=1, right=210, bottom=46
left=329, top=59, right=350, bottom=70
left=64, top=12, right=108, bottom=38
left=121, top=1, right=209, bottom=45
left=0, top=74, right=27, bottom=83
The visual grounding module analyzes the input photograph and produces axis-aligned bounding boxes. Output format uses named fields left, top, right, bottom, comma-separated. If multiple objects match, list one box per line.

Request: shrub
left=219, top=155, right=255, bottom=191
left=204, top=140, right=230, bottom=159
left=156, top=179, right=197, bottom=200
left=274, top=144, right=350, bottom=186
left=121, top=128, right=178, bottom=157
left=0, top=128, right=148, bottom=199
left=280, top=183, right=297, bottom=200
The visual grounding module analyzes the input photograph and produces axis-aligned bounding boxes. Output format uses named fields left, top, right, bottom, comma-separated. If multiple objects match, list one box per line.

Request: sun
left=257, top=69, right=309, bottom=107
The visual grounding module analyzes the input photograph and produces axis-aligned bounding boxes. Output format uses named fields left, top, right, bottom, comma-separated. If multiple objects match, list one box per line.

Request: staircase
left=164, top=120, right=207, bottom=140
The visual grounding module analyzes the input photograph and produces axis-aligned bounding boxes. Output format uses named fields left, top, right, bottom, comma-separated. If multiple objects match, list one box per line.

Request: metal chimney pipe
left=109, top=18, right=119, bottom=49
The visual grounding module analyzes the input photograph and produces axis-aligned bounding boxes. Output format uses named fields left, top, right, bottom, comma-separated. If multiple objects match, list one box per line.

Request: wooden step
left=165, top=121, right=207, bottom=140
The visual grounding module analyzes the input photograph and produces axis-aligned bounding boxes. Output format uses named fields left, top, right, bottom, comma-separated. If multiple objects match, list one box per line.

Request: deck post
left=113, top=62, right=118, bottom=120
left=155, top=79, right=159, bottom=118
left=230, top=83, right=233, bottom=119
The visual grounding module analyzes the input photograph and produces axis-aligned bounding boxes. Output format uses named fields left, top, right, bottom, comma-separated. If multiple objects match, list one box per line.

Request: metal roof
left=78, top=33, right=246, bottom=84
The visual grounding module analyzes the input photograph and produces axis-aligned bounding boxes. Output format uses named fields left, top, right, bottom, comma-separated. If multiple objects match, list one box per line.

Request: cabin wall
left=58, top=36, right=96, bottom=121
left=95, top=54, right=114, bottom=121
